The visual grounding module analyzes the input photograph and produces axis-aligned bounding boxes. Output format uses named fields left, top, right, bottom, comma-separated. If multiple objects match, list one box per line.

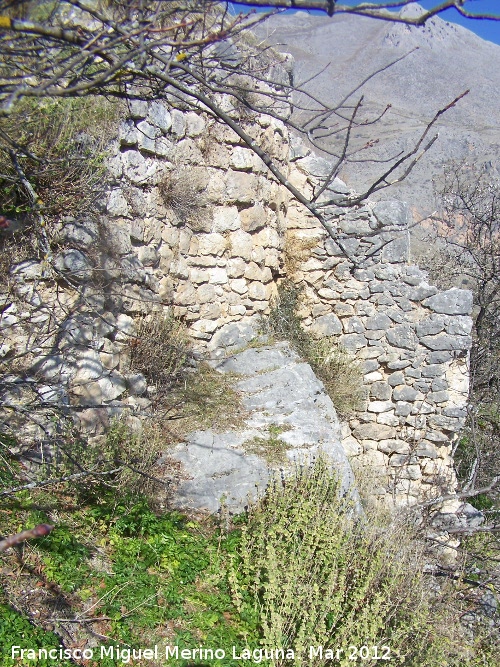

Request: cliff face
left=1, top=97, right=472, bottom=512
left=255, top=9, right=500, bottom=214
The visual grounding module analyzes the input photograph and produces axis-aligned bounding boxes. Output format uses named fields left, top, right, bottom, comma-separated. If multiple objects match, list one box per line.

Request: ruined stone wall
left=284, top=148, right=472, bottom=506
left=104, top=100, right=288, bottom=340
left=1, top=100, right=472, bottom=507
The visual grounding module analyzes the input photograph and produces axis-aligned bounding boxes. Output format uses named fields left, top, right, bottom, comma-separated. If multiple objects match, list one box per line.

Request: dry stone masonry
left=0, top=96, right=472, bottom=511
left=284, top=149, right=471, bottom=506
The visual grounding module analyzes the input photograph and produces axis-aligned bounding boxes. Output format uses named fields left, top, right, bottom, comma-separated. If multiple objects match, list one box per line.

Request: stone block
left=122, top=150, right=157, bottom=184
left=227, top=257, right=246, bottom=278
left=364, top=371, right=384, bottom=382
left=372, top=200, right=409, bottom=227
left=394, top=401, right=411, bottom=416
left=137, top=246, right=159, bottom=267
left=370, top=382, right=392, bottom=400
left=208, top=267, right=228, bottom=285
left=340, top=333, right=367, bottom=351
left=425, top=429, right=449, bottom=443
left=429, top=351, right=453, bottom=364
left=190, top=319, right=218, bottom=338
left=362, top=359, right=380, bottom=373
left=60, top=220, right=99, bottom=249
left=387, top=371, right=405, bottom=387
left=423, top=288, right=473, bottom=315
left=393, top=385, right=420, bottom=402
left=197, top=283, right=216, bottom=303
left=446, top=316, right=473, bottom=336
left=368, top=400, right=393, bottom=413
left=229, top=230, right=253, bottom=260
left=171, top=109, right=186, bottom=137
left=185, top=112, right=206, bottom=137
left=378, top=439, right=410, bottom=454
left=377, top=412, right=399, bottom=426
left=312, top=313, right=343, bottom=336
left=365, top=313, right=392, bottom=330
left=225, top=171, right=259, bottom=204
left=240, top=204, right=268, bottom=233
left=427, top=390, right=450, bottom=404
left=386, top=324, right=417, bottom=350
left=381, top=235, right=409, bottom=263
left=147, top=101, right=171, bottom=132
left=420, top=334, right=472, bottom=351
left=342, top=435, right=362, bottom=457
left=137, top=120, right=159, bottom=153
left=248, top=282, right=269, bottom=301
left=54, top=249, right=93, bottom=282
left=339, top=218, right=373, bottom=235
left=213, top=206, right=240, bottom=233
left=230, top=279, right=248, bottom=295
left=415, top=441, right=439, bottom=458
left=107, top=189, right=130, bottom=217
left=408, top=283, right=439, bottom=300
left=428, top=415, right=461, bottom=432
left=431, top=378, right=448, bottom=391
left=198, top=233, right=226, bottom=256
left=416, top=316, right=445, bottom=337
left=128, top=100, right=148, bottom=119
left=352, top=423, right=396, bottom=441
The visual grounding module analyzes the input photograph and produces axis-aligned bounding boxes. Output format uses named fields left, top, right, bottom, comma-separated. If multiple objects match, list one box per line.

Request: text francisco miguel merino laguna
left=11, top=644, right=391, bottom=663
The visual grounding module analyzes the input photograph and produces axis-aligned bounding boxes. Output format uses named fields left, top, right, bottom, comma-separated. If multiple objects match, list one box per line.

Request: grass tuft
left=265, top=281, right=366, bottom=417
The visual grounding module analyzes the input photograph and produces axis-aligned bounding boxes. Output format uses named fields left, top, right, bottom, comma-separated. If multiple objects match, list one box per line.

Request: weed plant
left=231, top=457, right=468, bottom=667
left=265, top=282, right=366, bottom=417
left=129, top=314, right=194, bottom=396
left=0, top=453, right=495, bottom=666
left=159, top=169, right=209, bottom=230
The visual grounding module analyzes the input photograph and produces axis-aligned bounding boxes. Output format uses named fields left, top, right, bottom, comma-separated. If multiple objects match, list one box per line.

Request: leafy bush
left=265, top=282, right=365, bottom=416
left=2, top=454, right=495, bottom=666
left=231, top=458, right=465, bottom=667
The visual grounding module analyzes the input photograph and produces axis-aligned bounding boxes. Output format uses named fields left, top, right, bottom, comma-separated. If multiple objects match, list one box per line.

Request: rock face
left=169, top=342, right=354, bottom=513
left=253, top=10, right=500, bottom=215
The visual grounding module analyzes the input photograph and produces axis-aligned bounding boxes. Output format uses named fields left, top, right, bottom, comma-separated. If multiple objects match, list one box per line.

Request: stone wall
left=284, top=148, right=472, bottom=506
left=105, top=99, right=288, bottom=340
left=1, top=99, right=472, bottom=507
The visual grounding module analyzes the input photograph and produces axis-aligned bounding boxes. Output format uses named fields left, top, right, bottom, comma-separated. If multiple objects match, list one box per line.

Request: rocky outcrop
left=169, top=340, right=353, bottom=513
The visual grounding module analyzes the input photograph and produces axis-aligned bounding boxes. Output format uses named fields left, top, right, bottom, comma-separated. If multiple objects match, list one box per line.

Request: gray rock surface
left=168, top=341, right=354, bottom=514
left=255, top=11, right=500, bottom=214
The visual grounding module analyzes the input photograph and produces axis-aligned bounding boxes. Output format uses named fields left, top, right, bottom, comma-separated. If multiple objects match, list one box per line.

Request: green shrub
left=231, top=458, right=465, bottom=667
left=0, top=96, right=122, bottom=221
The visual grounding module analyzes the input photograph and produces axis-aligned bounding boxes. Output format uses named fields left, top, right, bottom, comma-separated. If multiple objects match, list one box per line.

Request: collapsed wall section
left=1, top=99, right=472, bottom=510
left=285, top=151, right=472, bottom=506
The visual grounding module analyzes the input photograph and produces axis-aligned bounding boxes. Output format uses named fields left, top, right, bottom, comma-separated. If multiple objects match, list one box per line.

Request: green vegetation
left=243, top=424, right=293, bottom=464
left=129, top=313, right=246, bottom=432
left=3, top=455, right=492, bottom=666
left=0, top=96, right=122, bottom=219
left=265, top=282, right=366, bottom=417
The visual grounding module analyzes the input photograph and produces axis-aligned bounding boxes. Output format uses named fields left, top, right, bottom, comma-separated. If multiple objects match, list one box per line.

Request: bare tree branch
left=228, top=1, right=500, bottom=24
left=0, top=523, right=53, bottom=553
